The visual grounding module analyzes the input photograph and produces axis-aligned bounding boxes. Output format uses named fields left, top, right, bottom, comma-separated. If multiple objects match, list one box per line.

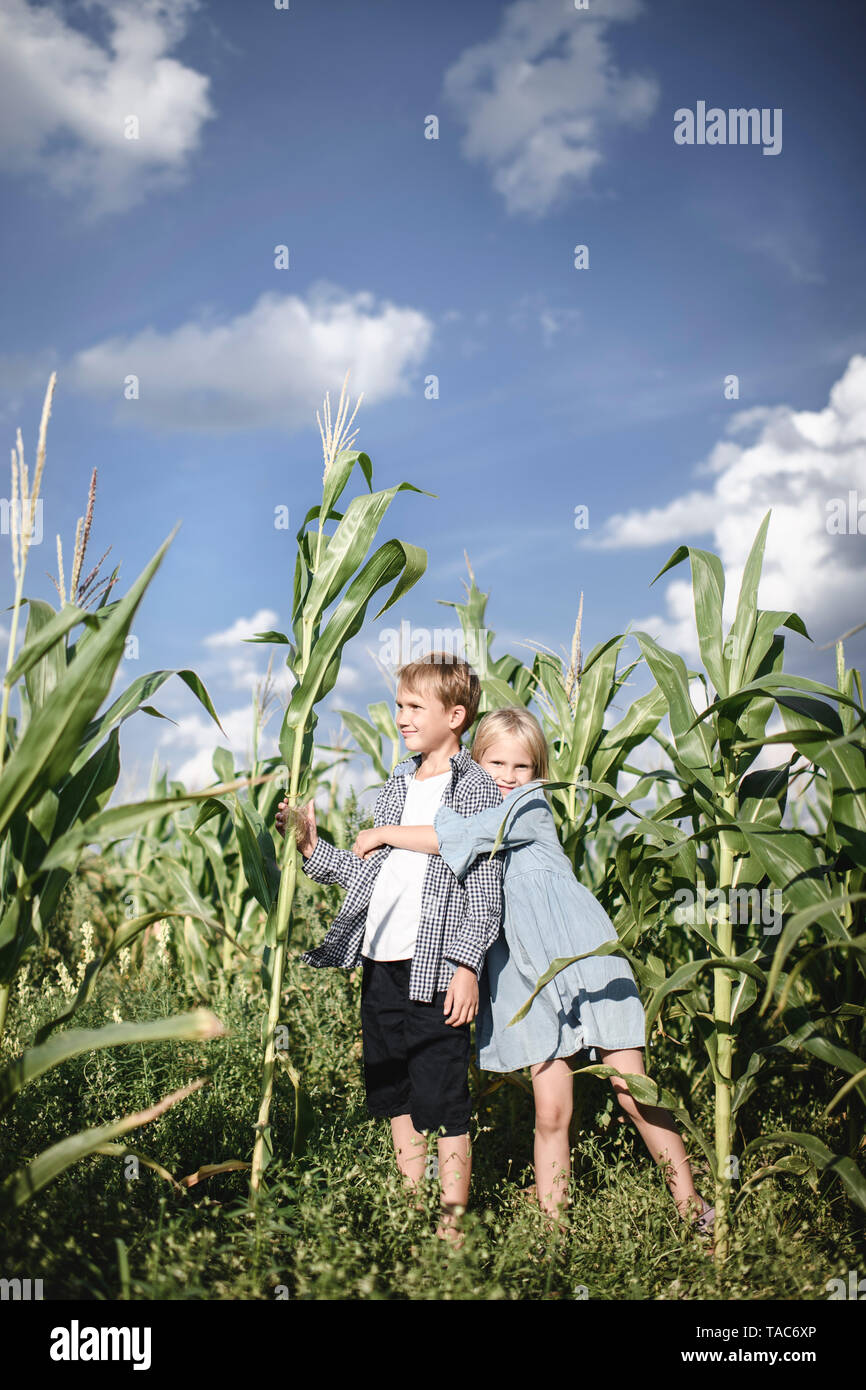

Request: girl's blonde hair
left=470, top=707, right=549, bottom=780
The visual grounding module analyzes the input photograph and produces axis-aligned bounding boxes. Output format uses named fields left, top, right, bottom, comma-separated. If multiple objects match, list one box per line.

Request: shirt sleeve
left=300, top=834, right=362, bottom=889
left=434, top=782, right=550, bottom=881
left=300, top=780, right=392, bottom=889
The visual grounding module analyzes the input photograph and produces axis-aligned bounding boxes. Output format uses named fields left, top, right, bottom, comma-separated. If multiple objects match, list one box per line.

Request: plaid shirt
left=299, top=746, right=503, bottom=1001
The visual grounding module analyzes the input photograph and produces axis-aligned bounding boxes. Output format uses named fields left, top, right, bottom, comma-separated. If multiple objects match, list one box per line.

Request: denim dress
left=433, top=783, right=646, bottom=1072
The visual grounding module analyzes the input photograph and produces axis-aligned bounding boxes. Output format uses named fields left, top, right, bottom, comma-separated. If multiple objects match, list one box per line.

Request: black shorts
left=360, top=957, right=472, bottom=1138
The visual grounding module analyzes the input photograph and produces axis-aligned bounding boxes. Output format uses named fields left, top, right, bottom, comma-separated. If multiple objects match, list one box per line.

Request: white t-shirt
left=361, top=769, right=451, bottom=961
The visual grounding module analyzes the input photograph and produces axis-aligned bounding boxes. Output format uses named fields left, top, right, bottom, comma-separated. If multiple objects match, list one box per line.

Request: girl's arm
left=435, top=783, right=550, bottom=880
left=352, top=783, right=551, bottom=872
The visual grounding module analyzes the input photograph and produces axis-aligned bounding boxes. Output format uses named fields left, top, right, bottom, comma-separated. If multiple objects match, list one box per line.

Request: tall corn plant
left=513, top=515, right=849, bottom=1258
left=0, top=377, right=237, bottom=1203
left=528, top=627, right=669, bottom=885
left=435, top=563, right=667, bottom=879
left=590, top=514, right=831, bottom=1258
left=335, top=699, right=403, bottom=785
left=437, top=556, right=536, bottom=715
left=697, top=636, right=866, bottom=1216
left=125, top=663, right=317, bottom=990
left=202, top=378, right=429, bottom=1200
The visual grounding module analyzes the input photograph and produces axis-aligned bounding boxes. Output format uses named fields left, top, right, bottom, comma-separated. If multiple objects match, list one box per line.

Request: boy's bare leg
left=391, top=1113, right=427, bottom=1195
left=436, top=1132, right=471, bottom=1244
left=598, top=1047, right=702, bottom=1218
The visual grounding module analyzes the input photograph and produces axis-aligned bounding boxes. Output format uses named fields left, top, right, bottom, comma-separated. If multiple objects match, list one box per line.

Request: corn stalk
left=197, top=379, right=430, bottom=1201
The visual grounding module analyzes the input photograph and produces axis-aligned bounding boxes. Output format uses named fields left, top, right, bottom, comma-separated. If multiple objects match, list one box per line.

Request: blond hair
left=470, top=706, right=549, bottom=780
left=396, top=651, right=480, bottom=738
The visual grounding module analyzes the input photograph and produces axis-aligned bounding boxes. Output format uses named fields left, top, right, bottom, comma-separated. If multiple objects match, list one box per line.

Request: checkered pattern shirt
left=299, top=746, right=504, bottom=1002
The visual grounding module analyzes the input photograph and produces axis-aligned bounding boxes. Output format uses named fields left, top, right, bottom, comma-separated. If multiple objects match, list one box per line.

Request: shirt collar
left=393, top=746, right=471, bottom=780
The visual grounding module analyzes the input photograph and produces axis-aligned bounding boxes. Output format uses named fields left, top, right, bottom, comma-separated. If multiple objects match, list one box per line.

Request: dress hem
left=477, top=1036, right=645, bottom=1072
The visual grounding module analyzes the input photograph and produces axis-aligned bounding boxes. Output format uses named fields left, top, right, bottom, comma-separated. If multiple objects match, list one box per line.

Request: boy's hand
left=276, top=798, right=317, bottom=857
left=352, top=827, right=386, bottom=859
left=443, top=965, right=478, bottom=1027
left=297, top=800, right=317, bottom=857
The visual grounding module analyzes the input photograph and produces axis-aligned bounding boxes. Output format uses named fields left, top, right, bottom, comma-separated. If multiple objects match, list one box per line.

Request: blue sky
left=1, top=0, right=864, bottom=798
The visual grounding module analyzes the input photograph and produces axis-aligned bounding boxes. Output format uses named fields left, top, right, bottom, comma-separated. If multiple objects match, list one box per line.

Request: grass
left=1, top=901, right=862, bottom=1301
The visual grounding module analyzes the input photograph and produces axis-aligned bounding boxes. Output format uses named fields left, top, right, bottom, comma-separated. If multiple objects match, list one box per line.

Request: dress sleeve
left=433, top=782, right=549, bottom=881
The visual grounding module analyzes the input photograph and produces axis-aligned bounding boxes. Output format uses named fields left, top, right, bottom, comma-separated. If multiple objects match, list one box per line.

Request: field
left=1, top=377, right=864, bottom=1302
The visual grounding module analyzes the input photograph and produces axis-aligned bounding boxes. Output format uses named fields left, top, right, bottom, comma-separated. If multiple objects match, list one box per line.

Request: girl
left=352, top=707, right=714, bottom=1234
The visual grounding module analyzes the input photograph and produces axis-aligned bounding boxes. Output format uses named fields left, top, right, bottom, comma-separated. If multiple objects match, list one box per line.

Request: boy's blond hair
left=396, top=651, right=481, bottom=738
left=470, top=706, right=549, bottom=780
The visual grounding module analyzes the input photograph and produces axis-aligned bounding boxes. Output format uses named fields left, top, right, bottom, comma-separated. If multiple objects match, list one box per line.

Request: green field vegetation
left=2, top=897, right=859, bottom=1301
left=1, top=377, right=864, bottom=1299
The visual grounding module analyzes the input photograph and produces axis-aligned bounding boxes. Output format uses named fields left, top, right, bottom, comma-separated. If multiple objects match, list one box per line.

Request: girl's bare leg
left=598, top=1047, right=702, bottom=1218
left=530, top=1057, right=574, bottom=1216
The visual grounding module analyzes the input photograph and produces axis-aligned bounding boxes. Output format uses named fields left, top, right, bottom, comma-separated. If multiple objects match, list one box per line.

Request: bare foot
left=520, top=1182, right=568, bottom=1230
left=436, top=1203, right=465, bottom=1250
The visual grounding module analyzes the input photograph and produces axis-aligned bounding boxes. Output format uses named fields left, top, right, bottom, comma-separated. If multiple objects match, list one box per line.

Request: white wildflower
left=56, top=959, right=75, bottom=995
left=77, top=919, right=95, bottom=983
left=154, top=919, right=172, bottom=966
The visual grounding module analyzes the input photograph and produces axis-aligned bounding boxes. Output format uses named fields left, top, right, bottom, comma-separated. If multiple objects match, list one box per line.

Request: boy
left=276, top=653, right=503, bottom=1239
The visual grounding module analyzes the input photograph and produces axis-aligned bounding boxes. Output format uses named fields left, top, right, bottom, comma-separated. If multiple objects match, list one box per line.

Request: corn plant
left=436, top=557, right=537, bottom=715
left=334, top=699, right=403, bottom=785
left=197, top=377, right=430, bottom=1200
left=435, top=564, right=668, bottom=877
left=519, top=513, right=866, bottom=1257
left=0, top=377, right=254, bottom=1203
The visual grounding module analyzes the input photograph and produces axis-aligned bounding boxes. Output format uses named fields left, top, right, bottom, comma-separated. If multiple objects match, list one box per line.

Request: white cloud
left=508, top=291, right=582, bottom=344
left=328, top=662, right=361, bottom=697
left=157, top=701, right=263, bottom=791
left=67, top=282, right=434, bottom=431
left=443, top=0, right=659, bottom=217
left=199, top=609, right=287, bottom=694
left=588, top=354, right=866, bottom=658
left=203, top=609, right=280, bottom=649
left=0, top=0, right=214, bottom=218
left=149, top=611, right=294, bottom=787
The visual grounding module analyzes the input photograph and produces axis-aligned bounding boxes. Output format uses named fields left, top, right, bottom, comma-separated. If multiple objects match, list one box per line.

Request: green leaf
left=14, top=599, right=87, bottom=705
left=650, top=547, right=727, bottom=696
left=36, top=780, right=260, bottom=877
left=1, top=1077, right=210, bottom=1209
left=233, top=797, right=280, bottom=912
left=335, top=709, right=388, bottom=781
left=634, top=631, right=717, bottom=783
left=644, top=956, right=767, bottom=1035
left=299, top=482, right=430, bottom=628
left=0, top=531, right=182, bottom=838
left=508, top=938, right=643, bottom=1026
left=724, top=510, right=770, bottom=689
left=280, top=539, right=426, bottom=757
left=0, top=1009, right=223, bottom=1111
left=570, top=1064, right=660, bottom=1106
left=740, top=1131, right=866, bottom=1214
left=321, top=449, right=373, bottom=520
left=73, top=667, right=224, bottom=774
